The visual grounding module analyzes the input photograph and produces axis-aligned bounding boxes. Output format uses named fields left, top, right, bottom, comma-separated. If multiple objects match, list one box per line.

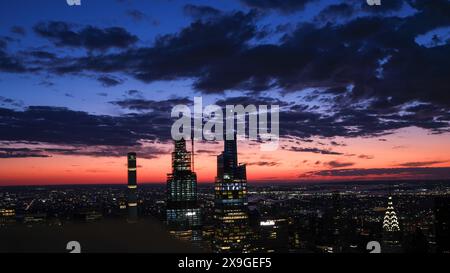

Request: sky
left=0, top=0, right=450, bottom=186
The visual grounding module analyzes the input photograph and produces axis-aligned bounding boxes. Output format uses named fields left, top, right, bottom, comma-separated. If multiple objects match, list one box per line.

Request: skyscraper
left=383, top=196, right=400, bottom=232
left=382, top=196, right=401, bottom=252
left=166, top=139, right=201, bottom=242
left=214, top=137, right=250, bottom=253
left=127, top=152, right=138, bottom=223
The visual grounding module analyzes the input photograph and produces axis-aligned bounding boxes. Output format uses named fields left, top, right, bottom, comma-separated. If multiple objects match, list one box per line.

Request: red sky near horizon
left=1, top=1, right=450, bottom=187
left=1, top=127, right=449, bottom=186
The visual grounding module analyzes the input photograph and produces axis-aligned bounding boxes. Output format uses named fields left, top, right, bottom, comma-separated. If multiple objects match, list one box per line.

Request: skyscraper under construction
left=214, top=137, right=249, bottom=253
left=166, top=139, right=201, bottom=242
left=127, top=152, right=138, bottom=223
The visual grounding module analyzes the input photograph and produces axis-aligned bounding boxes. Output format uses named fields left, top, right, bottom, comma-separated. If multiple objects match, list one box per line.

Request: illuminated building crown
left=382, top=196, right=400, bottom=232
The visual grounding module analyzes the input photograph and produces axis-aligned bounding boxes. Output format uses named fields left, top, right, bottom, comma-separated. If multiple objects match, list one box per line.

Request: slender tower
left=214, top=137, right=249, bottom=253
left=382, top=195, right=401, bottom=252
left=127, top=152, right=138, bottom=223
left=383, top=196, right=400, bottom=232
left=166, top=139, right=201, bottom=242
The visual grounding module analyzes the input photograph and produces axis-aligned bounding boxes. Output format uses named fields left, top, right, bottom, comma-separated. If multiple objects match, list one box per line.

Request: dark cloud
left=126, top=10, right=147, bottom=21
left=10, top=26, right=26, bottom=36
left=111, top=97, right=192, bottom=112
left=281, top=105, right=449, bottom=140
left=215, top=95, right=290, bottom=108
left=125, top=89, right=144, bottom=98
left=0, top=96, right=23, bottom=108
left=50, top=11, right=258, bottom=92
left=0, top=146, right=165, bottom=160
left=290, top=147, right=343, bottom=155
left=360, top=0, right=405, bottom=13
left=97, top=75, right=123, bottom=87
left=302, top=167, right=450, bottom=179
left=315, top=3, right=354, bottom=23
left=183, top=4, right=222, bottom=19
left=324, top=160, right=355, bottom=168
left=0, top=148, right=51, bottom=158
left=240, top=0, right=317, bottom=13
left=39, top=80, right=55, bottom=87
left=0, top=106, right=173, bottom=147
left=27, top=50, right=57, bottom=60
left=33, top=21, right=138, bottom=50
left=45, top=145, right=166, bottom=159
left=1, top=1, right=449, bottom=145
left=30, top=2, right=450, bottom=113
left=195, top=149, right=217, bottom=155
left=246, top=161, right=279, bottom=166
left=0, top=50, right=28, bottom=73
left=126, top=10, right=159, bottom=26
left=398, top=160, right=447, bottom=167
left=358, top=154, right=374, bottom=160
left=330, top=141, right=346, bottom=147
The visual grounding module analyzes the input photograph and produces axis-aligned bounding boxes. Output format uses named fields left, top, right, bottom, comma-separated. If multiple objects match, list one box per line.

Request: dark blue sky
left=0, top=0, right=423, bottom=115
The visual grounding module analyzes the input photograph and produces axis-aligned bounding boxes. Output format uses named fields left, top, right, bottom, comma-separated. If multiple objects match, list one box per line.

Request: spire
left=383, top=196, right=400, bottom=232
left=191, top=138, right=195, bottom=172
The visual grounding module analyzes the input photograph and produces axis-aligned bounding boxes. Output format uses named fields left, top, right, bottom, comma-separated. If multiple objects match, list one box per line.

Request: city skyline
left=1, top=0, right=450, bottom=186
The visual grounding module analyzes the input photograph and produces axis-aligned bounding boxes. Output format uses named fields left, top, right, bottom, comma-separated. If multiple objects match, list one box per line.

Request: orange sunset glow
left=1, top=126, right=449, bottom=186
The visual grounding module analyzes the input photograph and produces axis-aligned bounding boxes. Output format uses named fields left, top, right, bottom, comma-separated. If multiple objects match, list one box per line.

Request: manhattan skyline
left=1, top=0, right=450, bottom=186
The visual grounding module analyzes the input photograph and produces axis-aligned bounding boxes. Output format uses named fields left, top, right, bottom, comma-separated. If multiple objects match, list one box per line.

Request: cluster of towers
left=125, top=136, right=249, bottom=253
left=126, top=145, right=405, bottom=254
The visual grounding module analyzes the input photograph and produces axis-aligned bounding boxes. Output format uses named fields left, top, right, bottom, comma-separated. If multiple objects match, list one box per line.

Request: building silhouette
left=166, top=139, right=201, bottom=242
left=127, top=152, right=138, bottom=223
left=434, top=197, right=450, bottom=253
left=213, top=137, right=250, bottom=253
left=255, top=218, right=289, bottom=253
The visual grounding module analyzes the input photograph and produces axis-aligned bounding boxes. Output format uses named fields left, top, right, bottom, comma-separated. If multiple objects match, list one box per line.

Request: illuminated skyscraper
left=383, top=196, right=400, bottom=232
left=166, top=139, right=201, bottom=242
left=127, top=152, right=138, bottom=223
left=214, top=137, right=249, bottom=253
left=382, top=195, right=401, bottom=252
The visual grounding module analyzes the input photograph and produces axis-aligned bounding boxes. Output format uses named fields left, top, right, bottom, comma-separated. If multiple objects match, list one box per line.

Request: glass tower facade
left=166, top=139, right=201, bottom=242
left=214, top=137, right=250, bottom=253
left=127, top=152, right=138, bottom=223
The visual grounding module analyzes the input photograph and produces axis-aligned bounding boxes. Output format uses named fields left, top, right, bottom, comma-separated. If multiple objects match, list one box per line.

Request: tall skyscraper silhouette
left=166, top=139, right=201, bottom=242
left=214, top=137, right=249, bottom=253
left=127, top=152, right=138, bottom=223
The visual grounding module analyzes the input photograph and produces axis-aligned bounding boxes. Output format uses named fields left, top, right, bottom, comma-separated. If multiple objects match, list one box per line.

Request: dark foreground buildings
left=213, top=137, right=250, bottom=252
left=127, top=152, right=138, bottom=223
left=434, top=197, right=450, bottom=253
left=166, top=139, right=201, bottom=242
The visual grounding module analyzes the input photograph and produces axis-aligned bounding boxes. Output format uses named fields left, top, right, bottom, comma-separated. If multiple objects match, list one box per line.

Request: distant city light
left=260, top=220, right=275, bottom=226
